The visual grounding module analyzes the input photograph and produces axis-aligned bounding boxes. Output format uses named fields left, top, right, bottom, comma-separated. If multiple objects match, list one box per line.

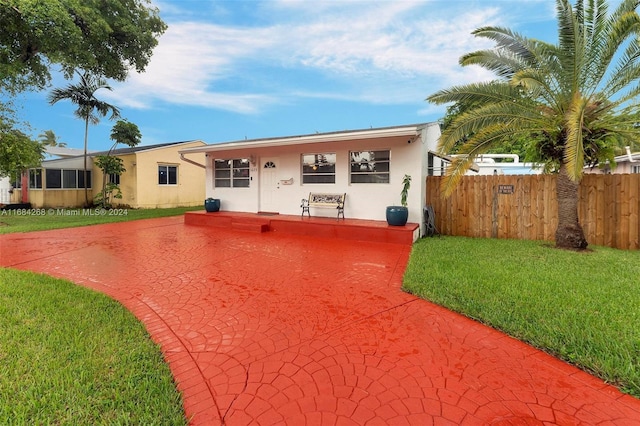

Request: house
left=584, top=147, right=640, bottom=174
left=179, top=123, right=444, bottom=237
left=11, top=140, right=207, bottom=208
left=0, top=176, right=11, bottom=205
left=460, top=154, right=543, bottom=175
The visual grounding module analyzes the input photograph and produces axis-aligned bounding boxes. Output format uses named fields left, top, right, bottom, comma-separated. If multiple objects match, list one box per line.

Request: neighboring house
left=0, top=176, right=11, bottom=205
left=584, top=147, right=640, bottom=174
left=2, top=147, right=94, bottom=206
left=12, top=140, right=207, bottom=208
left=179, top=123, right=445, bottom=236
left=44, top=146, right=88, bottom=159
left=460, top=154, right=543, bottom=175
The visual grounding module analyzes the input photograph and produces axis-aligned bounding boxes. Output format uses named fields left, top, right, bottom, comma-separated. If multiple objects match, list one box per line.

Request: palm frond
left=601, top=38, right=640, bottom=97
left=593, top=14, right=640, bottom=94
left=563, top=94, right=590, bottom=179
left=439, top=102, right=547, bottom=158
left=439, top=156, right=474, bottom=196
left=48, top=72, right=118, bottom=121
left=471, top=26, right=538, bottom=66
left=428, top=80, right=525, bottom=106
left=440, top=121, right=540, bottom=196
left=460, top=50, right=523, bottom=79
left=556, top=0, right=586, bottom=93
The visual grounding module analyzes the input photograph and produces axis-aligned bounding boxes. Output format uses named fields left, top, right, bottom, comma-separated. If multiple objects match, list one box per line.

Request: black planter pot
left=204, top=198, right=220, bottom=212
left=386, top=206, right=408, bottom=226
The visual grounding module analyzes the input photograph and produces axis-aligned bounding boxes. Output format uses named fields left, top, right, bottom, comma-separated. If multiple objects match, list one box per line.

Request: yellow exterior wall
left=18, top=184, right=88, bottom=209
left=132, top=141, right=206, bottom=208
left=24, top=141, right=206, bottom=209
left=92, top=153, right=137, bottom=207
left=42, top=189, right=87, bottom=208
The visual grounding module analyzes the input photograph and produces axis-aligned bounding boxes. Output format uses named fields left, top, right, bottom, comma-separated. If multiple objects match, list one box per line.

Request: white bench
left=301, top=193, right=346, bottom=220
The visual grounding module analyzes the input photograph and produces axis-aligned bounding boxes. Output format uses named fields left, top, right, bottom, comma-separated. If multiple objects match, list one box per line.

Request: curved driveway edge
left=1, top=216, right=639, bottom=425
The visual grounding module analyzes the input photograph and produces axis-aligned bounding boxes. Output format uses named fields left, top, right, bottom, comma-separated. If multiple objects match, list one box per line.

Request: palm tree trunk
left=83, top=118, right=89, bottom=207
left=555, top=164, right=588, bottom=249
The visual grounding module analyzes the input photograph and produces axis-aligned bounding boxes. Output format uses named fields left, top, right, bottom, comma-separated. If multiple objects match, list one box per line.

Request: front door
left=259, top=157, right=279, bottom=213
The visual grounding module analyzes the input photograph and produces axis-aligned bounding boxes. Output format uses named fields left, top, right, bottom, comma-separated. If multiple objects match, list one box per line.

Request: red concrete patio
left=1, top=215, right=639, bottom=425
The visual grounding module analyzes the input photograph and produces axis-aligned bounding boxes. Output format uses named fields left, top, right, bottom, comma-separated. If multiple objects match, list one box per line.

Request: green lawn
left=0, top=268, right=187, bottom=424
left=403, top=236, right=640, bottom=398
left=0, top=207, right=198, bottom=422
left=0, top=206, right=201, bottom=234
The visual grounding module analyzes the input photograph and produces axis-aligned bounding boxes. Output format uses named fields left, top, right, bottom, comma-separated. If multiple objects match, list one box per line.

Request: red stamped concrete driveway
left=1, top=216, right=639, bottom=425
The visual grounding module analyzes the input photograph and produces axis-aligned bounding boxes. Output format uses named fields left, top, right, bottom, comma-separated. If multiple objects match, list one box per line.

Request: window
left=632, top=165, right=640, bottom=174
left=43, top=169, right=91, bottom=189
left=109, top=173, right=120, bottom=185
left=29, top=169, right=42, bottom=189
left=301, top=153, right=336, bottom=184
left=63, top=169, right=77, bottom=188
left=78, top=170, right=91, bottom=189
left=350, top=150, right=390, bottom=183
left=214, top=159, right=250, bottom=188
left=158, top=165, right=178, bottom=185
left=12, top=172, right=22, bottom=189
left=46, top=169, right=62, bottom=189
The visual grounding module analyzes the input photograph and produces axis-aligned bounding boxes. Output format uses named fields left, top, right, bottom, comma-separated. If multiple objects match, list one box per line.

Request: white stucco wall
left=201, top=123, right=442, bottom=233
left=0, top=176, right=12, bottom=204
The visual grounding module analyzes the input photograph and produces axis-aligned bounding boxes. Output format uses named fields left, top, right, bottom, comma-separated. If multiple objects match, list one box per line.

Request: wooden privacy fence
left=425, top=174, right=640, bottom=250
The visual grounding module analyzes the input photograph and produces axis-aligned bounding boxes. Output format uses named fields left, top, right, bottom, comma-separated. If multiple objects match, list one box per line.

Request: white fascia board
left=613, top=153, right=640, bottom=163
left=179, top=125, right=426, bottom=154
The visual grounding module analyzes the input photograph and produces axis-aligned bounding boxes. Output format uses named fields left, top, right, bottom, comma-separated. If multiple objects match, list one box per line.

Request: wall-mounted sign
left=498, top=184, right=514, bottom=194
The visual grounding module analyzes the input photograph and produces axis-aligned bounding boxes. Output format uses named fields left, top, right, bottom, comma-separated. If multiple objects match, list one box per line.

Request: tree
left=0, top=0, right=167, bottom=94
left=37, top=130, right=67, bottom=148
left=440, top=100, right=545, bottom=161
left=48, top=72, right=120, bottom=207
left=0, top=119, right=43, bottom=178
left=427, top=0, right=640, bottom=250
left=94, top=120, right=141, bottom=208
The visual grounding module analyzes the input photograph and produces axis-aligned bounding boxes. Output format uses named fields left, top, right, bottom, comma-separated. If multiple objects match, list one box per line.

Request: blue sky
left=10, top=0, right=565, bottom=151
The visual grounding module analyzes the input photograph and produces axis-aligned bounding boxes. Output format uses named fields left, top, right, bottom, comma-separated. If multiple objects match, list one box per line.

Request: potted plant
left=204, top=197, right=220, bottom=212
left=386, top=174, right=411, bottom=226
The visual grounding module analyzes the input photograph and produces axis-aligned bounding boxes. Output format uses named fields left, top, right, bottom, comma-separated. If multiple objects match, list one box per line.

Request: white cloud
left=106, top=1, right=548, bottom=114
left=106, top=21, right=278, bottom=112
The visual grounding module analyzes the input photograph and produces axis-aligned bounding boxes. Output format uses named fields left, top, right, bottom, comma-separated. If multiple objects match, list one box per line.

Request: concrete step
left=231, top=221, right=270, bottom=233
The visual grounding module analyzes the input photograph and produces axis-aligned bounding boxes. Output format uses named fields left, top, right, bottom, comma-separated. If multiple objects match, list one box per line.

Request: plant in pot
left=386, top=174, right=411, bottom=226
left=204, top=197, right=220, bottom=212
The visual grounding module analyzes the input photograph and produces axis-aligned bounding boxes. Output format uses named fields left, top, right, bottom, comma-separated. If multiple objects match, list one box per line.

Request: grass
left=0, top=268, right=187, bottom=424
left=0, top=206, right=201, bottom=234
left=403, top=236, right=640, bottom=398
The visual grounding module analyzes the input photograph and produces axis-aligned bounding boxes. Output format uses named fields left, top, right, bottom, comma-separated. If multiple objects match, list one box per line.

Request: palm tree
left=37, top=130, right=67, bottom=148
left=428, top=0, right=640, bottom=250
left=48, top=72, right=120, bottom=206
left=95, top=120, right=142, bottom=208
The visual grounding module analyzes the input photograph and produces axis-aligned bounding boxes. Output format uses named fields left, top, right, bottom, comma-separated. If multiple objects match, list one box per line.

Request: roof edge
left=180, top=123, right=435, bottom=154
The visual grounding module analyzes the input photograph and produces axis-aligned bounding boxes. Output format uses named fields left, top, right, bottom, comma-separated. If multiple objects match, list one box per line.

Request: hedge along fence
left=425, top=174, right=640, bottom=250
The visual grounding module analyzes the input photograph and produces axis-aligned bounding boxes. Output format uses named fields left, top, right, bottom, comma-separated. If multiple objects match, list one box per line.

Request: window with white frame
left=301, top=153, right=336, bottom=184
left=214, top=159, right=250, bottom=188
left=12, top=172, right=21, bottom=188
left=632, top=165, right=640, bottom=174
left=29, top=169, right=42, bottom=189
left=158, top=165, right=177, bottom=185
left=349, top=150, right=390, bottom=183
